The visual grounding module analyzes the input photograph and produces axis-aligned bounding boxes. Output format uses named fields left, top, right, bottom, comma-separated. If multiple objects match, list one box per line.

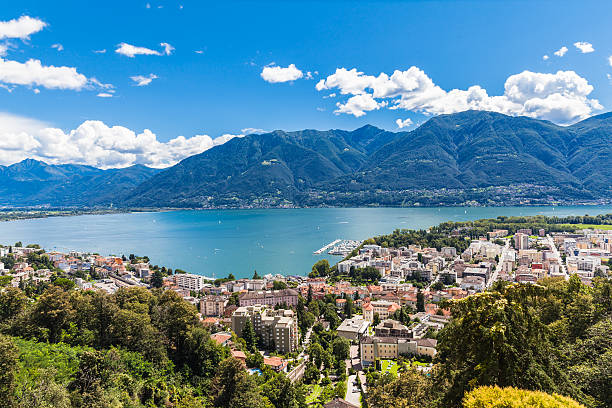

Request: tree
left=52, top=278, right=75, bottom=291
left=31, top=286, right=75, bottom=343
left=310, top=260, right=330, bottom=278
left=211, top=357, right=267, bottom=408
left=344, top=296, right=353, bottom=318
left=463, top=386, right=585, bottom=408
left=367, top=369, right=432, bottom=408
left=303, top=362, right=320, bottom=384
left=373, top=312, right=381, bottom=327
left=0, top=287, right=27, bottom=323
left=241, top=318, right=257, bottom=353
left=262, top=373, right=306, bottom=408
left=307, top=285, right=313, bottom=304
left=331, top=337, right=350, bottom=362
left=151, top=270, right=164, bottom=288
left=273, top=281, right=287, bottom=290
left=252, top=270, right=261, bottom=280
left=416, top=289, right=425, bottom=312
left=0, top=334, right=18, bottom=408
left=435, top=284, right=574, bottom=407
left=309, top=343, right=324, bottom=368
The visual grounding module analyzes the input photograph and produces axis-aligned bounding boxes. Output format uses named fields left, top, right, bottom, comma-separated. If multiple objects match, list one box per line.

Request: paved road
left=487, top=240, right=510, bottom=288
left=345, top=373, right=361, bottom=407
left=547, top=234, right=568, bottom=278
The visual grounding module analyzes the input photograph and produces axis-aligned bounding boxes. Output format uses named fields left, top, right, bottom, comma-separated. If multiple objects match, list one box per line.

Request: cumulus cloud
left=542, top=55, right=549, bottom=61
left=0, top=16, right=47, bottom=40
left=554, top=46, right=568, bottom=57
left=395, top=118, right=413, bottom=128
left=51, top=43, right=63, bottom=52
left=130, top=73, right=158, bottom=86
left=260, top=63, right=304, bottom=83
left=316, top=67, right=602, bottom=124
left=0, top=112, right=244, bottom=168
left=574, top=42, right=594, bottom=53
left=115, top=42, right=174, bottom=57
left=96, top=92, right=113, bottom=98
left=0, top=57, right=90, bottom=90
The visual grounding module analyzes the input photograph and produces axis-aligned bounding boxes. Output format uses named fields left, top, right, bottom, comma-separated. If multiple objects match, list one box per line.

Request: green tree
left=253, top=270, right=261, bottom=280
left=262, top=373, right=306, bottom=408
left=435, top=284, right=574, bottom=407
left=344, top=296, right=353, bottom=318
left=416, top=289, right=425, bottom=312
left=303, top=362, right=320, bottom=384
left=184, top=327, right=227, bottom=379
left=373, top=312, right=381, bottom=327
left=31, top=286, right=75, bottom=343
left=0, top=287, right=27, bottom=323
left=331, top=337, right=350, bottom=362
left=151, top=270, right=164, bottom=288
left=273, top=281, right=287, bottom=290
left=211, top=357, right=267, bottom=408
left=0, top=334, right=18, bottom=408
left=309, top=260, right=330, bottom=278
left=367, top=369, right=432, bottom=408
left=241, top=318, right=258, bottom=353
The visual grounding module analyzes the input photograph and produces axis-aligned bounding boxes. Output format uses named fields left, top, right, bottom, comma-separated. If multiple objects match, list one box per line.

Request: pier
left=314, top=239, right=341, bottom=254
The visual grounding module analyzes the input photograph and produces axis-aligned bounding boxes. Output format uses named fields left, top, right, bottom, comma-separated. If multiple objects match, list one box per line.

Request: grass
left=381, top=359, right=399, bottom=376
left=306, top=384, right=322, bottom=404
left=558, top=223, right=612, bottom=231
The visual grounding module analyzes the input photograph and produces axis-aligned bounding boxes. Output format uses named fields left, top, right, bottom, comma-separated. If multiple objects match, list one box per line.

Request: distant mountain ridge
left=0, top=159, right=159, bottom=207
left=3, top=110, right=612, bottom=208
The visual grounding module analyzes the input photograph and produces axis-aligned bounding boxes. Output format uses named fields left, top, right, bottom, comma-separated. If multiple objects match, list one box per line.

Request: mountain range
left=2, top=110, right=611, bottom=208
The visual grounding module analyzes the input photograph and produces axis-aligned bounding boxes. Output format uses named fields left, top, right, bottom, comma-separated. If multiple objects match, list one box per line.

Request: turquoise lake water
left=1, top=206, right=611, bottom=278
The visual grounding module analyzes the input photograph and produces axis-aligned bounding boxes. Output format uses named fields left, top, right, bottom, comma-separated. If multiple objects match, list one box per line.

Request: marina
left=314, top=239, right=341, bottom=254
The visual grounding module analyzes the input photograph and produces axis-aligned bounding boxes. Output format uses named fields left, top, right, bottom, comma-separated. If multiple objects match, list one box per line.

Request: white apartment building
left=175, top=273, right=207, bottom=291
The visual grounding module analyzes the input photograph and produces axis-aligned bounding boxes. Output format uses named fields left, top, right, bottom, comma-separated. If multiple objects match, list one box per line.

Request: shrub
left=463, top=386, right=585, bottom=408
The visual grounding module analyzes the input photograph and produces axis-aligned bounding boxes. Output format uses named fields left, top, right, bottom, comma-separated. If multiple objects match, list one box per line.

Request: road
left=487, top=240, right=510, bottom=289
left=547, top=234, right=568, bottom=278
left=345, top=344, right=362, bottom=407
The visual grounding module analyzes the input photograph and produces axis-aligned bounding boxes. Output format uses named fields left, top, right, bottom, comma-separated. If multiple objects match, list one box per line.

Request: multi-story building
left=231, top=305, right=299, bottom=353
left=374, top=319, right=411, bottom=338
left=238, top=288, right=299, bottom=307
left=360, top=336, right=437, bottom=366
left=337, top=317, right=370, bottom=342
left=175, top=273, right=207, bottom=291
left=514, top=233, right=529, bottom=250
left=200, top=295, right=228, bottom=317
left=362, top=300, right=401, bottom=322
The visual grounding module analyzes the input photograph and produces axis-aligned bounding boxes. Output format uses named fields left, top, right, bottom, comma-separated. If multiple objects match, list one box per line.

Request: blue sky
left=1, top=0, right=612, bottom=168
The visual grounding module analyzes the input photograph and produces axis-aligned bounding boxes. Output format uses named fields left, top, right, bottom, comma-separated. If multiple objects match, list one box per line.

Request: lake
left=1, top=206, right=611, bottom=278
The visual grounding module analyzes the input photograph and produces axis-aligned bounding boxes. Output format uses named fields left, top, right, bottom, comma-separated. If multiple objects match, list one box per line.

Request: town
left=1, top=216, right=611, bottom=407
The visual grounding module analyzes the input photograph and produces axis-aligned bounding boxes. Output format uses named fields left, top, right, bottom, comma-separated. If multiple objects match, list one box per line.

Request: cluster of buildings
left=554, top=229, right=611, bottom=283
left=231, top=305, right=299, bottom=354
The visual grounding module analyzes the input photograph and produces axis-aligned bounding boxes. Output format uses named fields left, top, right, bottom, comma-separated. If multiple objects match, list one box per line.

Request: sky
left=1, top=0, right=612, bottom=168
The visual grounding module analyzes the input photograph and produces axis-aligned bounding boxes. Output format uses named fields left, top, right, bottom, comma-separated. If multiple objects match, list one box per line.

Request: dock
left=314, top=239, right=341, bottom=254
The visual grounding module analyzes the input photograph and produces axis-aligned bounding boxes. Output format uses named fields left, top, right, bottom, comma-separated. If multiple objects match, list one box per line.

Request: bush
left=463, top=386, right=585, bottom=408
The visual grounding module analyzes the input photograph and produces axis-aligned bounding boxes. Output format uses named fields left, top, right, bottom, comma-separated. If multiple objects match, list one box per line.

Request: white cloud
left=554, top=46, right=568, bottom=57
left=93, top=49, right=106, bottom=54
left=115, top=42, right=173, bottom=57
left=317, top=67, right=602, bottom=124
left=542, top=55, right=549, bottom=61
left=130, top=73, right=158, bottom=86
left=260, top=63, right=303, bottom=83
left=334, top=94, right=385, bottom=117
left=0, top=112, right=245, bottom=168
left=0, top=57, right=90, bottom=90
left=574, top=42, right=594, bottom=53
left=195, top=50, right=204, bottom=54
left=160, top=42, right=174, bottom=55
left=395, top=118, right=413, bottom=128
left=0, top=16, right=46, bottom=40
left=51, top=43, right=63, bottom=52
left=241, top=127, right=267, bottom=134
left=608, top=56, right=612, bottom=67
left=97, top=92, right=113, bottom=98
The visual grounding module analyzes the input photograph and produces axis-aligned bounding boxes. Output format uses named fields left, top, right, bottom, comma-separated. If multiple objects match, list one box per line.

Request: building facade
left=231, top=305, right=299, bottom=354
